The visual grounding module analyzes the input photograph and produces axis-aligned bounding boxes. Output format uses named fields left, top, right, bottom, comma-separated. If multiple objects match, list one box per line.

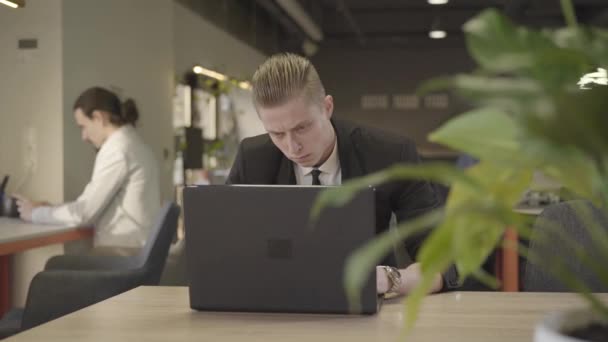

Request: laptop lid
left=184, top=185, right=378, bottom=314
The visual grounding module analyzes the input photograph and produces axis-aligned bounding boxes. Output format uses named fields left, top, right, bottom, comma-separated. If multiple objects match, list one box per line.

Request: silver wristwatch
left=382, top=266, right=402, bottom=294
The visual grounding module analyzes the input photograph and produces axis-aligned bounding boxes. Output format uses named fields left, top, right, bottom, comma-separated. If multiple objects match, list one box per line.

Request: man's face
left=74, top=108, right=106, bottom=149
left=258, top=95, right=335, bottom=167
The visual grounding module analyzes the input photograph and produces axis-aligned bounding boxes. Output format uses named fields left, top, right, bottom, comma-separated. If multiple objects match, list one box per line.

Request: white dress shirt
left=32, top=126, right=161, bottom=249
left=294, top=140, right=341, bottom=186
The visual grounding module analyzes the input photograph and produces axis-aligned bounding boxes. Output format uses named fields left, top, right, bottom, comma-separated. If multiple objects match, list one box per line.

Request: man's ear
left=323, top=95, right=334, bottom=119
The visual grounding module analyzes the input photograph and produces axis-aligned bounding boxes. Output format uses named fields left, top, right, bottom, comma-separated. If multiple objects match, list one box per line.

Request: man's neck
left=314, top=129, right=337, bottom=168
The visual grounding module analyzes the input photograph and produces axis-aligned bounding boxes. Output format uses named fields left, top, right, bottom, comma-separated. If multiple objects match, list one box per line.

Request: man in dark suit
left=228, top=53, right=455, bottom=296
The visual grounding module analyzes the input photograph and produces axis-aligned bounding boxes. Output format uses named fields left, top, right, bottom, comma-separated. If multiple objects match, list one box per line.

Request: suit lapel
left=333, top=119, right=365, bottom=182
left=272, top=119, right=364, bottom=184
left=275, top=155, right=296, bottom=185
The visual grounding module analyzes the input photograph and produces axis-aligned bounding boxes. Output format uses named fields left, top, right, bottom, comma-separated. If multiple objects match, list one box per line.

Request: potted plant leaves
left=312, top=1, right=608, bottom=340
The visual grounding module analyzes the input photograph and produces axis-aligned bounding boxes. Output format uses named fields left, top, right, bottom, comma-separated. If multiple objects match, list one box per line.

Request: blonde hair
left=252, top=53, right=325, bottom=108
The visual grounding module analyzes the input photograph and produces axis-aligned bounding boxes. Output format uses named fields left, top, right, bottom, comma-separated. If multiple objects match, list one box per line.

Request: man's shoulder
left=230, top=133, right=283, bottom=184
left=335, top=119, right=415, bottom=153
left=107, top=129, right=154, bottom=164
left=238, top=133, right=284, bottom=163
left=240, top=133, right=275, bottom=153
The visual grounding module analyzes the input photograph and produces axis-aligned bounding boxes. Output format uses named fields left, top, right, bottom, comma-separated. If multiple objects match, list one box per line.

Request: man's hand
left=376, top=262, right=443, bottom=296
left=376, top=266, right=391, bottom=294
left=13, top=194, right=48, bottom=222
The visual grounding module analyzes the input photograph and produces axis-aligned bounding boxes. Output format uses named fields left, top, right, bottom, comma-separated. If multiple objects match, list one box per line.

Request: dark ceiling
left=180, top=0, right=608, bottom=55
left=295, top=0, right=608, bottom=49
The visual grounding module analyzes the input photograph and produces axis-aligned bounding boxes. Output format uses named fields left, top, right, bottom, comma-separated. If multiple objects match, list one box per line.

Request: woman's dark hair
left=73, top=87, right=139, bottom=127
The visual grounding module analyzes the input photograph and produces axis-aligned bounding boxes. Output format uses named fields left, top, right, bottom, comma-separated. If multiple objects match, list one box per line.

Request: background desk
left=7, top=286, right=605, bottom=342
left=498, top=206, right=545, bottom=292
left=0, top=218, right=92, bottom=317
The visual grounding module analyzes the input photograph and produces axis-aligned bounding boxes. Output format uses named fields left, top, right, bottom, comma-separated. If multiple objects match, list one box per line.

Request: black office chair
left=0, top=202, right=180, bottom=338
left=523, top=200, right=608, bottom=292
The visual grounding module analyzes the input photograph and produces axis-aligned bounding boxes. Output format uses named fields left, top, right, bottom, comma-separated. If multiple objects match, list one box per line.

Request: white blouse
left=32, top=126, right=161, bottom=249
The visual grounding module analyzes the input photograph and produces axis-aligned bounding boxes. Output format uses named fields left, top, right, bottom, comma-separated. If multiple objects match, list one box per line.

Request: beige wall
left=173, top=2, right=268, bottom=140
left=173, top=2, right=267, bottom=82
left=0, top=0, right=65, bottom=307
left=0, top=1, right=64, bottom=203
left=2, top=0, right=176, bottom=307
left=62, top=0, right=175, bottom=202
left=1, top=0, right=269, bottom=308
left=0, top=1, right=270, bottom=205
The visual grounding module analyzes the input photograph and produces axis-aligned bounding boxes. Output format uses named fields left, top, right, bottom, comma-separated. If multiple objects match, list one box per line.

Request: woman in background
left=15, top=87, right=161, bottom=255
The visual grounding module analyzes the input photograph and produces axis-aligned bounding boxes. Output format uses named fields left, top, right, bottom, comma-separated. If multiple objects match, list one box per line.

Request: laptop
left=183, top=185, right=379, bottom=314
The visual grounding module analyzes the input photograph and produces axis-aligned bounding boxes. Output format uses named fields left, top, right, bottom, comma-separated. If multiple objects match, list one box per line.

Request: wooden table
left=6, top=287, right=605, bottom=342
left=0, top=218, right=93, bottom=316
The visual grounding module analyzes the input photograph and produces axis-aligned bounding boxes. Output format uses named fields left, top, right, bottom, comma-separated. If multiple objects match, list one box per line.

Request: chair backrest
left=17, top=202, right=179, bottom=331
left=134, top=202, right=180, bottom=285
left=523, top=200, right=608, bottom=292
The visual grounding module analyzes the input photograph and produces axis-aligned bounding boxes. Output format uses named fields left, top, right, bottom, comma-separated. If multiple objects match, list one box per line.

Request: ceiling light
left=429, top=16, right=447, bottom=39
left=275, top=0, right=323, bottom=42
left=192, top=65, right=227, bottom=81
left=238, top=81, right=252, bottom=90
left=302, top=39, right=319, bottom=57
left=429, top=30, right=447, bottom=39
left=192, top=65, right=253, bottom=91
left=0, top=0, right=19, bottom=8
left=428, top=0, right=449, bottom=4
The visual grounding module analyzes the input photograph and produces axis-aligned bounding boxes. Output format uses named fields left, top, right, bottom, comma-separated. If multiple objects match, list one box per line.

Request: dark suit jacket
left=227, top=119, right=442, bottom=264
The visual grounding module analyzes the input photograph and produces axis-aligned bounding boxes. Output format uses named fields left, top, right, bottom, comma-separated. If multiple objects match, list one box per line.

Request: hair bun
left=122, top=98, right=139, bottom=126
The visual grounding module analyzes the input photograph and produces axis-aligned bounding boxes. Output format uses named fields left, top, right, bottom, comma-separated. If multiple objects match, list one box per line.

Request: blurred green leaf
left=403, top=249, right=450, bottom=334
left=559, top=0, right=578, bottom=28
left=312, top=3, right=608, bottom=338
left=431, top=75, right=546, bottom=114
left=522, top=87, right=608, bottom=160
left=471, top=268, right=501, bottom=290
left=428, top=108, right=521, bottom=163
left=585, top=28, right=608, bottom=66
left=464, top=8, right=595, bottom=90
left=530, top=47, right=593, bottom=89
left=438, top=162, right=532, bottom=278
left=463, top=9, right=554, bottom=74
left=311, top=163, right=480, bottom=221
left=416, top=76, right=454, bottom=96
left=343, top=209, right=444, bottom=313
left=520, top=139, right=602, bottom=202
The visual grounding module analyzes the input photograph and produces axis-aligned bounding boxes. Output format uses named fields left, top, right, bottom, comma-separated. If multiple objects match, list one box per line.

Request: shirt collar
left=297, top=139, right=340, bottom=177
left=100, top=125, right=133, bottom=151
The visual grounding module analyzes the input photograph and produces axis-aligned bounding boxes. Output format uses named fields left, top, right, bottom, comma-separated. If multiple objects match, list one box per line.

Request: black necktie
left=311, top=168, right=322, bottom=186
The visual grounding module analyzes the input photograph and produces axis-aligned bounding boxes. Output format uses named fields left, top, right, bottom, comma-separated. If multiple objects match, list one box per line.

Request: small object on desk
left=513, top=204, right=545, bottom=216
left=2, top=197, right=19, bottom=219
left=0, top=175, right=8, bottom=217
left=520, top=189, right=560, bottom=207
left=514, top=189, right=560, bottom=216
left=0, top=176, right=8, bottom=194
left=0, top=177, right=19, bottom=218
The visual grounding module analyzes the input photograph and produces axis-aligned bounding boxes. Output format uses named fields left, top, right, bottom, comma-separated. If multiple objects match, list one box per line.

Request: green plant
left=203, top=78, right=233, bottom=97
left=312, top=0, right=608, bottom=335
